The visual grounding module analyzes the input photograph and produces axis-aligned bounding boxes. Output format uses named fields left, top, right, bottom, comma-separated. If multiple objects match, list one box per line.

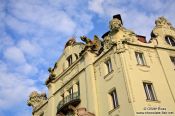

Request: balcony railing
left=57, top=92, right=80, bottom=114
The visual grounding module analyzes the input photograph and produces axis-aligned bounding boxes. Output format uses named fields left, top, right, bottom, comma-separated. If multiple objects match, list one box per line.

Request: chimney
left=136, top=35, right=147, bottom=43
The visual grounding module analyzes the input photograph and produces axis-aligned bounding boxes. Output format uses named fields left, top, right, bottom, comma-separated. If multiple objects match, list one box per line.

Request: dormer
left=45, top=38, right=85, bottom=85
left=57, top=38, right=84, bottom=73
left=150, top=16, right=175, bottom=48
left=102, top=14, right=144, bottom=51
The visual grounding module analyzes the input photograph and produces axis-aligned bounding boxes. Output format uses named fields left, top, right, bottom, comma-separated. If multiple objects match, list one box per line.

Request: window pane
left=147, top=84, right=156, bottom=100
left=143, top=84, right=149, bottom=99
left=135, top=52, right=145, bottom=65
left=109, top=89, right=119, bottom=109
left=165, top=36, right=175, bottom=46
left=170, top=57, right=175, bottom=66
left=143, top=83, right=156, bottom=101
left=106, top=59, right=112, bottom=73
left=67, top=55, right=73, bottom=66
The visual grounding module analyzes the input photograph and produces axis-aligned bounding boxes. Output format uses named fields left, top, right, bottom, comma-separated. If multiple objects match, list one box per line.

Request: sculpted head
left=109, top=18, right=122, bottom=31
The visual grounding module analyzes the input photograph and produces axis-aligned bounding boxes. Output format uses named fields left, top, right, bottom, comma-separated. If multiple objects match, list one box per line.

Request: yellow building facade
left=27, top=15, right=175, bottom=116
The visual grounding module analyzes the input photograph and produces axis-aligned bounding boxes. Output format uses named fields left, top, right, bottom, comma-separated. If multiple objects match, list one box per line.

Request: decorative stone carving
left=65, top=38, right=76, bottom=48
left=109, top=17, right=135, bottom=36
left=116, top=40, right=126, bottom=53
left=155, top=16, right=173, bottom=28
left=80, top=35, right=103, bottom=56
left=56, top=107, right=95, bottom=116
left=103, top=35, right=116, bottom=49
left=46, top=62, right=58, bottom=84
left=109, top=18, right=122, bottom=32
left=45, top=62, right=57, bottom=85
left=27, top=91, right=47, bottom=111
left=80, top=36, right=93, bottom=47
left=151, top=16, right=175, bottom=38
left=103, top=16, right=136, bottom=51
left=77, top=108, right=95, bottom=116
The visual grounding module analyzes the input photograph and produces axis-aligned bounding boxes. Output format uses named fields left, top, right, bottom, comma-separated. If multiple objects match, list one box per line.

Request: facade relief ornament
left=155, top=16, right=174, bottom=29
left=116, top=40, right=126, bottom=53
left=57, top=107, right=95, bottom=116
left=65, top=38, right=76, bottom=48
left=45, top=62, right=57, bottom=85
left=109, top=17, right=135, bottom=37
left=151, top=16, right=175, bottom=38
left=76, top=108, right=95, bottom=116
left=79, top=35, right=103, bottom=56
left=103, top=15, right=137, bottom=51
left=103, top=35, right=116, bottom=50
left=27, top=91, right=47, bottom=111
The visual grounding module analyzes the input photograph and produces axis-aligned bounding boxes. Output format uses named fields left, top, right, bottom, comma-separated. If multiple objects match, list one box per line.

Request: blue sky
left=0, top=0, right=175, bottom=116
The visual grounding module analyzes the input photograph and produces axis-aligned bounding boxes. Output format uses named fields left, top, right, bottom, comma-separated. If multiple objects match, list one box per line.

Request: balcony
left=57, top=92, right=80, bottom=114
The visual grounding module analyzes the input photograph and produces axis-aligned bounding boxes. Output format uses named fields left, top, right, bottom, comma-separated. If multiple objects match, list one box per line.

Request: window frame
left=76, top=81, right=80, bottom=95
left=135, top=52, right=146, bottom=65
left=143, top=82, right=157, bottom=101
left=165, top=36, right=175, bottom=46
left=67, top=55, right=73, bottom=67
left=61, top=93, right=64, bottom=101
left=68, top=87, right=73, bottom=96
left=105, top=58, right=113, bottom=74
left=109, top=89, right=119, bottom=110
left=170, top=56, right=175, bottom=67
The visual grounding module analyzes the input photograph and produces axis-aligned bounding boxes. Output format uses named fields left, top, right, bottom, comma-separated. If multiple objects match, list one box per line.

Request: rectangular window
left=67, top=55, right=73, bottom=66
left=135, top=52, right=146, bottom=65
left=76, top=82, right=80, bottom=95
left=143, top=82, right=157, bottom=101
left=39, top=112, right=44, bottom=116
left=109, top=89, right=119, bottom=109
left=170, top=56, right=175, bottom=66
left=61, top=93, right=64, bottom=100
left=68, top=87, right=73, bottom=98
left=105, top=59, right=113, bottom=73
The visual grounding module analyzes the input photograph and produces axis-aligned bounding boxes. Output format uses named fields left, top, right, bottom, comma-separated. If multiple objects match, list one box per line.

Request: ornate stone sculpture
left=109, top=18, right=122, bottom=31
left=103, top=17, right=136, bottom=51
left=57, top=107, right=95, bottom=116
left=77, top=108, right=95, bottom=116
left=80, top=36, right=93, bottom=47
left=65, top=38, right=76, bottom=48
left=109, top=17, right=135, bottom=36
left=80, top=35, right=103, bottom=56
left=151, top=16, right=175, bottom=38
left=155, top=16, right=173, bottom=28
left=27, top=91, right=47, bottom=111
left=45, top=62, right=57, bottom=85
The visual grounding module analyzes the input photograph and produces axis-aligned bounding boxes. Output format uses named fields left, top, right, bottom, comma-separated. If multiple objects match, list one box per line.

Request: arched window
left=165, top=36, right=175, bottom=46
left=74, top=53, right=78, bottom=60
left=67, top=55, right=73, bottom=67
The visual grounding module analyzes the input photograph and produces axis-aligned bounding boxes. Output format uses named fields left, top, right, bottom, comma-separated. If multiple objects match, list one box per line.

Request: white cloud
left=0, top=35, right=14, bottom=52
left=18, top=39, right=40, bottom=57
left=1, top=0, right=175, bottom=116
left=88, top=0, right=175, bottom=39
left=88, top=0, right=104, bottom=15
left=0, top=1, right=94, bottom=115
left=16, top=63, right=38, bottom=76
left=0, top=61, right=37, bottom=110
left=3, top=46, right=26, bottom=64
